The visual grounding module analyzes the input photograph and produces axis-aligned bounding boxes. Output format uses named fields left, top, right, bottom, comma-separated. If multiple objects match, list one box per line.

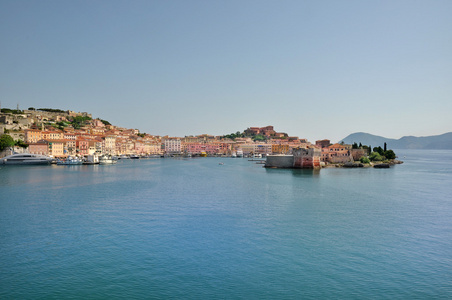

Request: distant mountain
left=340, top=132, right=452, bottom=150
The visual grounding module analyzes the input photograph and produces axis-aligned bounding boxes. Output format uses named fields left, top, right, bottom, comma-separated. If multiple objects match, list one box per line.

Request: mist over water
left=1, top=150, right=452, bottom=299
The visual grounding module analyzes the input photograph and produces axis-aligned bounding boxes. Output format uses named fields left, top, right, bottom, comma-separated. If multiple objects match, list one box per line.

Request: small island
left=326, top=143, right=403, bottom=169
left=265, top=141, right=403, bottom=169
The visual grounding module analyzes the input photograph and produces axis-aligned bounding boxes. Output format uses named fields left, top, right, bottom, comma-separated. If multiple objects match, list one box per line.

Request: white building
left=104, top=135, right=117, bottom=155
left=164, top=138, right=181, bottom=154
left=241, top=143, right=272, bottom=156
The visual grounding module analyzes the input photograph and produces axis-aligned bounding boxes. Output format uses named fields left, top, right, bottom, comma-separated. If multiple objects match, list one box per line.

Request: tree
left=384, top=149, right=396, bottom=160
left=100, top=119, right=111, bottom=126
left=360, top=156, right=370, bottom=164
left=223, top=131, right=244, bottom=140
left=352, top=142, right=358, bottom=149
left=15, top=139, right=28, bottom=148
left=0, top=134, right=15, bottom=151
left=373, top=146, right=384, bottom=155
left=253, top=134, right=266, bottom=142
left=70, top=115, right=91, bottom=129
left=369, top=152, right=383, bottom=161
left=384, top=142, right=387, bottom=152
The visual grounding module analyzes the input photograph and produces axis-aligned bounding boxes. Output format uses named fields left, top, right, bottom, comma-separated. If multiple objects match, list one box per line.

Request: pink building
left=76, top=139, right=90, bottom=156
left=28, top=140, right=49, bottom=156
left=186, top=143, right=220, bottom=155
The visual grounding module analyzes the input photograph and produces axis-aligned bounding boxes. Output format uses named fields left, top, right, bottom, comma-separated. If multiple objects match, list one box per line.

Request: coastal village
left=0, top=107, right=397, bottom=167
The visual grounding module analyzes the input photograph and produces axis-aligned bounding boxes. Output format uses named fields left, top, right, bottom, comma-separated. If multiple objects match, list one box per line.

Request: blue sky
left=1, top=0, right=451, bottom=142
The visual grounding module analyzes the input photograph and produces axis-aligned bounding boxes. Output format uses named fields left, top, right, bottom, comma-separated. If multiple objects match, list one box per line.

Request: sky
left=1, top=0, right=451, bottom=142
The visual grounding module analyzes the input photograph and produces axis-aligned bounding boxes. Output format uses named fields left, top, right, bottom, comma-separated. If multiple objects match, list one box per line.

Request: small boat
left=0, top=153, right=54, bottom=165
left=130, top=155, right=140, bottom=159
left=99, top=155, right=117, bottom=164
left=219, top=162, right=224, bottom=165
left=83, top=155, right=99, bottom=165
left=57, top=156, right=83, bottom=165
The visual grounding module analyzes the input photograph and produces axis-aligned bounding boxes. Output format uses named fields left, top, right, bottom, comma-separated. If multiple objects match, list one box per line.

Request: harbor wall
left=265, top=155, right=294, bottom=168
left=265, top=148, right=321, bottom=169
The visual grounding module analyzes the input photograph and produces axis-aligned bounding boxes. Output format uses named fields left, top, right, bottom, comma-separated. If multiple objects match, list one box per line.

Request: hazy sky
left=1, top=0, right=451, bottom=142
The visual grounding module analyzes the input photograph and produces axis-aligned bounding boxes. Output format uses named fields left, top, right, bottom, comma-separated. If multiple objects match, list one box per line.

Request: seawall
left=265, top=155, right=294, bottom=168
left=265, top=147, right=322, bottom=169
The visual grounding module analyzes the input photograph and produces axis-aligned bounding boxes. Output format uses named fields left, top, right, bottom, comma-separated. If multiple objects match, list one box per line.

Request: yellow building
left=272, top=144, right=290, bottom=154
left=48, top=140, right=66, bottom=157
left=24, top=129, right=42, bottom=144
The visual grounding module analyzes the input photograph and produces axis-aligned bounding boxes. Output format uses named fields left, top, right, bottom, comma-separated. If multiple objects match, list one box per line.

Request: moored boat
left=56, top=156, right=83, bottom=165
left=99, top=155, right=118, bottom=164
left=0, top=153, right=54, bottom=165
left=83, top=155, right=100, bottom=165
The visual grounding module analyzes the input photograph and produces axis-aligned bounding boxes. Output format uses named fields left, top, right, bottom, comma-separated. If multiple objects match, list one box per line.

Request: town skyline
left=1, top=1, right=451, bottom=142
left=0, top=107, right=383, bottom=166
left=1, top=104, right=451, bottom=144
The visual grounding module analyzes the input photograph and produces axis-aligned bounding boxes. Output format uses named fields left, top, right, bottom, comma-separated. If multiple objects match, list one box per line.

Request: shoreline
left=323, top=159, right=404, bottom=168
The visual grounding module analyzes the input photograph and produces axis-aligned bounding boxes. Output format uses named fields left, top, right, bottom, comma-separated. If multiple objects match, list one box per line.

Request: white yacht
left=0, top=153, right=54, bottom=165
left=99, top=155, right=117, bottom=164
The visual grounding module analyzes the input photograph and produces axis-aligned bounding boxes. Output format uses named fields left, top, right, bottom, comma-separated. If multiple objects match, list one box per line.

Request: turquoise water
left=1, top=150, right=451, bottom=299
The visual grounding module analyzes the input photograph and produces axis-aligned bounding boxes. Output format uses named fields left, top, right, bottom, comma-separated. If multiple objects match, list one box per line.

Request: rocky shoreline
left=324, top=159, right=404, bottom=168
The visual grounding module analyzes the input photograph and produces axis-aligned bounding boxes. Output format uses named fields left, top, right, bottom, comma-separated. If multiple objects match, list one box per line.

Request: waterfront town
left=0, top=107, right=381, bottom=166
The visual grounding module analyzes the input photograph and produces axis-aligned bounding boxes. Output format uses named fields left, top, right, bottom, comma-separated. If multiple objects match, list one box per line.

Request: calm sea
left=1, top=150, right=451, bottom=299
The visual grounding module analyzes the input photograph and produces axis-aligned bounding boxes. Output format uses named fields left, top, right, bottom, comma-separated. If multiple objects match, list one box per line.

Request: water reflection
left=265, top=167, right=321, bottom=177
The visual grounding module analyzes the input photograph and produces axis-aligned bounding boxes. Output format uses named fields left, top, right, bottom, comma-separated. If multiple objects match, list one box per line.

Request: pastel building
left=76, top=139, right=90, bottom=156
left=241, top=143, right=272, bottom=155
left=64, top=133, right=77, bottom=141
left=164, top=139, right=181, bottom=154
left=272, top=143, right=290, bottom=154
left=28, top=139, right=67, bottom=157
left=104, top=135, right=116, bottom=155
left=46, top=140, right=66, bottom=157
left=28, top=140, right=50, bottom=156
left=322, top=143, right=353, bottom=164
left=43, top=131, right=64, bottom=140
left=186, top=143, right=220, bottom=155
left=25, top=129, right=42, bottom=143
left=65, top=140, right=77, bottom=155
